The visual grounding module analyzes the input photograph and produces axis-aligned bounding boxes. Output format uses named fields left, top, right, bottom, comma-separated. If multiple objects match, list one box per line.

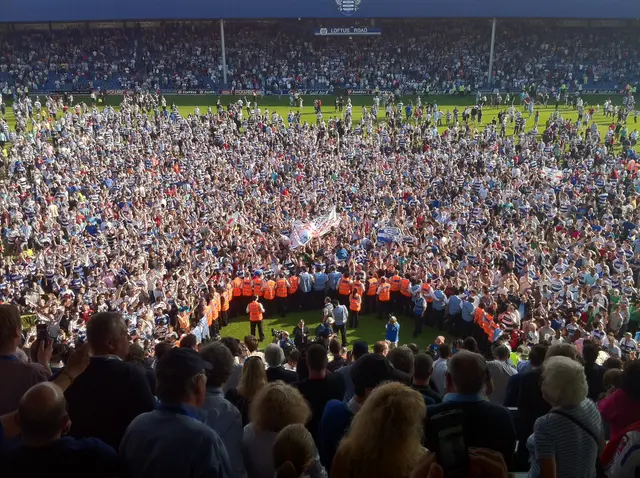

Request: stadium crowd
left=0, top=21, right=640, bottom=95
left=0, top=21, right=640, bottom=475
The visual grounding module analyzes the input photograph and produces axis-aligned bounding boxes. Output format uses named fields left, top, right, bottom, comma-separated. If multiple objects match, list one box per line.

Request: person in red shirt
left=599, top=360, right=640, bottom=437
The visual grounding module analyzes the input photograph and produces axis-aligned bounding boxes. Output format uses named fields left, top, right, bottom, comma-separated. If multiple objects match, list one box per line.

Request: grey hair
left=541, top=356, right=587, bottom=407
left=265, top=344, right=286, bottom=368
left=546, top=343, right=578, bottom=361
left=492, top=344, right=510, bottom=360
left=86, top=312, right=125, bottom=350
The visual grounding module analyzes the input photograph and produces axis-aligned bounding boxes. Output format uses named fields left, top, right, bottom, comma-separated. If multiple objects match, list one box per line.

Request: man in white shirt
left=486, top=345, right=517, bottom=405
left=432, top=343, right=452, bottom=396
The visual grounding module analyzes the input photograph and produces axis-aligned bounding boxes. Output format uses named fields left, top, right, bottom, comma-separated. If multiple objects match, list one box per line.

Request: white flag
left=310, top=206, right=340, bottom=236
left=290, top=221, right=313, bottom=249
left=288, top=206, right=340, bottom=249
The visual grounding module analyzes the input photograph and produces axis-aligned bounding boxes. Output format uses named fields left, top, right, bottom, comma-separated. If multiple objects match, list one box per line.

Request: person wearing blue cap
left=120, top=347, right=232, bottom=478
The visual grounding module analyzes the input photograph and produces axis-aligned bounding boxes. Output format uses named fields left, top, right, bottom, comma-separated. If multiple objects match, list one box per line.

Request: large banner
left=289, top=207, right=340, bottom=249
left=2, top=0, right=638, bottom=22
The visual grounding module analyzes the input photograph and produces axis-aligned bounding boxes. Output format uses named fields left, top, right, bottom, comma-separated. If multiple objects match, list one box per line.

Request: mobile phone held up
left=429, top=409, right=469, bottom=478
left=36, top=323, right=61, bottom=342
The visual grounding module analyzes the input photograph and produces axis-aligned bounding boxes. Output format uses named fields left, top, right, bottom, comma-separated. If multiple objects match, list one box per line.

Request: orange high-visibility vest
left=422, top=284, right=434, bottom=302
left=264, top=280, right=276, bottom=300
left=214, top=292, right=221, bottom=312
left=178, top=312, right=190, bottom=331
left=350, top=294, right=362, bottom=312
left=242, top=278, right=253, bottom=296
left=232, top=277, right=243, bottom=297
left=474, top=308, right=485, bottom=325
left=276, top=279, right=288, bottom=297
left=226, top=282, right=234, bottom=302
left=209, top=296, right=219, bottom=322
left=367, top=278, right=379, bottom=296
left=352, top=281, right=365, bottom=297
left=253, top=278, right=264, bottom=297
left=221, top=290, right=230, bottom=312
left=248, top=301, right=263, bottom=322
left=390, top=275, right=402, bottom=292
left=288, top=276, right=299, bottom=294
left=338, top=278, right=352, bottom=296
left=378, top=284, right=391, bottom=301
left=205, top=303, right=214, bottom=326
left=400, top=278, right=412, bottom=297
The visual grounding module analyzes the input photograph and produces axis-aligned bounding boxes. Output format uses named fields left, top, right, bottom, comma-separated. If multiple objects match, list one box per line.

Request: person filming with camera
left=274, top=330, right=294, bottom=350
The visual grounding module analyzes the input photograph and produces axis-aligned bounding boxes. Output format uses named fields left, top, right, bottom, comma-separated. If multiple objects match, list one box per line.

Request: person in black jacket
left=504, top=344, right=548, bottom=407
left=125, top=343, right=157, bottom=394
left=295, top=343, right=345, bottom=444
left=424, top=350, right=516, bottom=465
left=265, top=343, right=297, bottom=383
left=583, top=342, right=606, bottom=402
left=64, top=312, right=156, bottom=450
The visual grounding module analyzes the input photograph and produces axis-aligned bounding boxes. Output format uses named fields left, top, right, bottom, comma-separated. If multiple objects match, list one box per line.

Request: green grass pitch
left=3, top=92, right=634, bottom=349
left=221, top=308, right=442, bottom=350
left=3, top=93, right=634, bottom=142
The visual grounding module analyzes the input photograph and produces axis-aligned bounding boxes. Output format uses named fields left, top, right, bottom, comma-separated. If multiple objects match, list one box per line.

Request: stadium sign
left=219, top=89, right=265, bottom=96
left=314, top=27, right=381, bottom=36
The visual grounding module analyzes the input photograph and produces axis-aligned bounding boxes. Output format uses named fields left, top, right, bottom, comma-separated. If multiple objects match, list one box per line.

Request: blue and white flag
left=377, top=227, right=401, bottom=244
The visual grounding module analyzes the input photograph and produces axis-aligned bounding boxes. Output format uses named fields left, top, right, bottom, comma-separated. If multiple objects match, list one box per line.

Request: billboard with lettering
left=2, top=0, right=639, bottom=22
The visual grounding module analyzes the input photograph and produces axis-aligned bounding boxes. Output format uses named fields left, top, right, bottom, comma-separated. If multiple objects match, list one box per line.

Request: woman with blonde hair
left=273, top=424, right=327, bottom=478
left=331, top=382, right=427, bottom=478
left=243, top=381, right=313, bottom=478
left=225, top=355, right=267, bottom=426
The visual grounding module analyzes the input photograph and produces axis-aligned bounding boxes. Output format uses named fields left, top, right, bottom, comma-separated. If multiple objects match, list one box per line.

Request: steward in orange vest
left=275, top=273, right=290, bottom=318
left=242, top=275, right=253, bottom=296
left=399, top=273, right=413, bottom=316
left=364, top=274, right=379, bottom=314
left=352, top=279, right=365, bottom=297
left=389, top=273, right=402, bottom=292
left=349, top=291, right=362, bottom=328
left=252, top=273, right=264, bottom=297
left=338, top=272, right=353, bottom=306
left=377, top=277, right=392, bottom=321
left=220, top=285, right=231, bottom=327
left=288, top=275, right=299, bottom=294
left=262, top=276, right=276, bottom=317
left=240, top=272, right=253, bottom=316
left=246, top=296, right=265, bottom=341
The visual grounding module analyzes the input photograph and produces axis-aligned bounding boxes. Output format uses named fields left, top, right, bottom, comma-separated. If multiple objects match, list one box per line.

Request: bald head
left=19, top=382, right=68, bottom=444
left=446, top=350, right=487, bottom=395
